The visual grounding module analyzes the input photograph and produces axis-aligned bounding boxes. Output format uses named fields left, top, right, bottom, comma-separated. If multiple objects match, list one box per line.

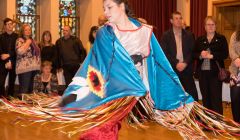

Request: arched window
left=16, top=0, right=40, bottom=40
left=59, top=0, right=80, bottom=37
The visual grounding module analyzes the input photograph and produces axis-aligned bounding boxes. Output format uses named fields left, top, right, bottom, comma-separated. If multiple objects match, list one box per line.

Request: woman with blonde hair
left=194, top=16, right=229, bottom=115
left=15, top=24, right=40, bottom=95
left=33, top=61, right=58, bottom=94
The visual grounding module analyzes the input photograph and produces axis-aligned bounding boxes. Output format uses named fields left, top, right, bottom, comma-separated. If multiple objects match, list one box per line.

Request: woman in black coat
left=194, top=16, right=229, bottom=115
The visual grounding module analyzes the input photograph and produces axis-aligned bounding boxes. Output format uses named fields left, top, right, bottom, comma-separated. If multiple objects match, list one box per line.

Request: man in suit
left=160, top=11, right=198, bottom=101
left=0, top=18, right=18, bottom=98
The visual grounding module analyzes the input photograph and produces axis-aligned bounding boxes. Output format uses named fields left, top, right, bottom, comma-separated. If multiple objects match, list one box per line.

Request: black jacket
left=160, top=29, right=195, bottom=74
left=55, top=36, right=86, bottom=68
left=0, top=32, right=18, bottom=64
left=194, top=33, right=229, bottom=74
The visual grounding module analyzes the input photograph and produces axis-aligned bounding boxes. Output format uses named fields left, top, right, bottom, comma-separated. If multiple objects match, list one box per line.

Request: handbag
left=215, top=61, right=230, bottom=83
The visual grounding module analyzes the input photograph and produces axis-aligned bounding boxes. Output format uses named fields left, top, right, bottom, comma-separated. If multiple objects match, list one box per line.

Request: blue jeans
left=18, top=71, right=38, bottom=94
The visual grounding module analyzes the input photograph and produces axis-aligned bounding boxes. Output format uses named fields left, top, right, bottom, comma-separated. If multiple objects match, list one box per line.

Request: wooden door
left=216, top=6, right=240, bottom=68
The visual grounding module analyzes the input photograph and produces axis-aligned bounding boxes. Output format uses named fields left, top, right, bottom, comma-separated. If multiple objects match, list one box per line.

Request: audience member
left=16, top=24, right=41, bottom=95
left=55, top=25, right=86, bottom=86
left=98, top=15, right=108, bottom=26
left=229, top=24, right=240, bottom=122
left=39, top=31, right=57, bottom=73
left=33, top=61, right=58, bottom=94
left=194, top=16, right=229, bottom=115
left=85, top=26, right=98, bottom=54
left=161, top=11, right=198, bottom=101
left=0, top=18, right=18, bottom=97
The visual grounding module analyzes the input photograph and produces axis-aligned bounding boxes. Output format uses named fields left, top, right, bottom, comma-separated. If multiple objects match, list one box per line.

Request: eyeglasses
left=206, top=24, right=215, bottom=26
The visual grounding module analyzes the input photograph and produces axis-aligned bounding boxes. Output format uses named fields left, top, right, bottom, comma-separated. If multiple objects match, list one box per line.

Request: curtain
left=190, top=0, right=208, bottom=37
left=128, top=0, right=177, bottom=40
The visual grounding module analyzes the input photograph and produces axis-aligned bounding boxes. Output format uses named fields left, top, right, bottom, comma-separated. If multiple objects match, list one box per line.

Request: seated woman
left=33, top=61, right=58, bottom=94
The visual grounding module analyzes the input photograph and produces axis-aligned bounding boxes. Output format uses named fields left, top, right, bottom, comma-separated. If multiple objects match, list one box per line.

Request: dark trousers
left=63, top=64, right=80, bottom=86
left=178, top=72, right=199, bottom=101
left=230, top=85, right=240, bottom=123
left=199, top=70, right=223, bottom=115
left=18, top=71, right=37, bottom=94
left=0, top=63, right=16, bottom=97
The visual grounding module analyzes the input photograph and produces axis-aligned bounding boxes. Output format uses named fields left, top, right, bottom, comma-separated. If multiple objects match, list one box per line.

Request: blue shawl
left=62, top=18, right=193, bottom=111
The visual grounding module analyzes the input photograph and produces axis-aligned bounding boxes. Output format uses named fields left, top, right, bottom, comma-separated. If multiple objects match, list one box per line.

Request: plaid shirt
left=33, top=73, right=58, bottom=94
left=201, top=48, right=211, bottom=70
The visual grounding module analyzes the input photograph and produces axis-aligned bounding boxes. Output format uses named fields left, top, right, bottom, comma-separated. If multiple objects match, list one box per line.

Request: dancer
left=55, top=0, right=240, bottom=139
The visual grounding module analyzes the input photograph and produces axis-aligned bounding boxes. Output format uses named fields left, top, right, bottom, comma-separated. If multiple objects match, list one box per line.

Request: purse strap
left=215, top=61, right=221, bottom=70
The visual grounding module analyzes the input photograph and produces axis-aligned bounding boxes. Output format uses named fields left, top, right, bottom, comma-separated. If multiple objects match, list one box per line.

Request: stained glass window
left=16, top=0, right=39, bottom=40
left=59, top=0, right=79, bottom=37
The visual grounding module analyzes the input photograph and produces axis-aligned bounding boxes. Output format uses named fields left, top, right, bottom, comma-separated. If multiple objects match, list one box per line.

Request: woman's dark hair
left=40, top=30, right=53, bottom=48
left=236, top=24, right=240, bottom=42
left=89, top=26, right=99, bottom=44
left=105, top=0, right=134, bottom=17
